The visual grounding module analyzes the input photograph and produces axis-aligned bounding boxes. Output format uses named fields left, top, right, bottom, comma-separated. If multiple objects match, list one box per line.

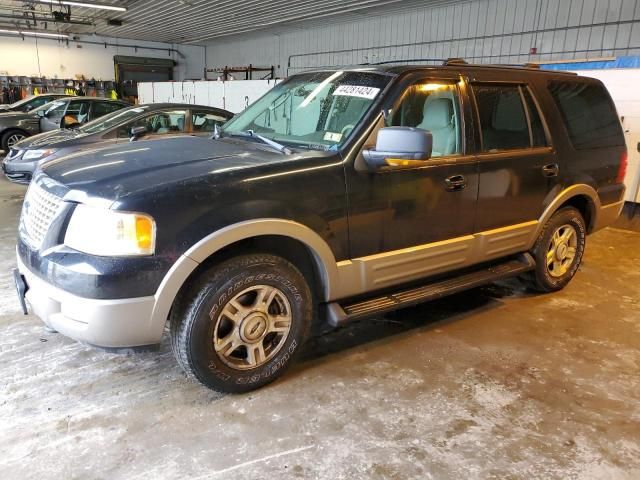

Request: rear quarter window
left=548, top=80, right=624, bottom=150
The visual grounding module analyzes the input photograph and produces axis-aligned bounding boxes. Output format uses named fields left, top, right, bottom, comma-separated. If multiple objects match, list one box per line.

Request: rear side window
left=92, top=102, right=123, bottom=118
left=472, top=84, right=547, bottom=152
left=548, top=81, right=624, bottom=150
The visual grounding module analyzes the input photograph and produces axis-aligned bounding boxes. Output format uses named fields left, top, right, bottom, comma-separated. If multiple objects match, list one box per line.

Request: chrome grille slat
left=19, top=182, right=64, bottom=250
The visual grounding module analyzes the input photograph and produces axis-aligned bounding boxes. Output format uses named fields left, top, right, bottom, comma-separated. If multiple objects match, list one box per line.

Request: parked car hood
left=0, top=111, right=37, bottom=122
left=40, top=135, right=308, bottom=203
left=16, top=128, right=87, bottom=149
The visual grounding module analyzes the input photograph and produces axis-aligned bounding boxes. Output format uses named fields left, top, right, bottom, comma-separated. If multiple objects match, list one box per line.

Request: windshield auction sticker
left=333, top=85, right=380, bottom=99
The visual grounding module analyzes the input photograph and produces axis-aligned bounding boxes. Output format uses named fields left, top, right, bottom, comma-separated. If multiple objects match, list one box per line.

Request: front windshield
left=8, top=96, right=36, bottom=109
left=79, top=105, right=151, bottom=134
left=222, top=70, right=391, bottom=150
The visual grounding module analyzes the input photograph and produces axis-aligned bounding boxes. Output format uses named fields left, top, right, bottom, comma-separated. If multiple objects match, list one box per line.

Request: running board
left=327, top=253, right=535, bottom=327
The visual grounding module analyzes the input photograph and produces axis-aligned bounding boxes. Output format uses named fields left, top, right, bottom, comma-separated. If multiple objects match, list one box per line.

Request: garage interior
left=1, top=1, right=639, bottom=479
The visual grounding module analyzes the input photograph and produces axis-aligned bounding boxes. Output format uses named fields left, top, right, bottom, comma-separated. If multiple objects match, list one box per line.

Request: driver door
left=345, top=74, right=479, bottom=289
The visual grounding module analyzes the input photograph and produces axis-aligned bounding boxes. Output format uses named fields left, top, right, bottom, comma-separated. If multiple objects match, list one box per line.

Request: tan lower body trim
left=593, top=200, right=624, bottom=232
left=335, top=221, right=538, bottom=300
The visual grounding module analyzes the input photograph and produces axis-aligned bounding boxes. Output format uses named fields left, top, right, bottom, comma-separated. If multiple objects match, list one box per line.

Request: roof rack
left=444, top=58, right=468, bottom=66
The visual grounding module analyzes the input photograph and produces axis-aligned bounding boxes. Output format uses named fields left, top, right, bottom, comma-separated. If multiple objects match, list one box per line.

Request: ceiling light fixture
left=0, top=28, right=70, bottom=38
left=32, top=1, right=127, bottom=12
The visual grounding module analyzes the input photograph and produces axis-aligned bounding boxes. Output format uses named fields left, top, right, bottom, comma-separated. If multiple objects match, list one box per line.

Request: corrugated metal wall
left=205, top=0, right=640, bottom=76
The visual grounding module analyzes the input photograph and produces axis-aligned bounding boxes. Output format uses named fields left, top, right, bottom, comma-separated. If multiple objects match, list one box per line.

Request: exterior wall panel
left=205, top=0, right=640, bottom=77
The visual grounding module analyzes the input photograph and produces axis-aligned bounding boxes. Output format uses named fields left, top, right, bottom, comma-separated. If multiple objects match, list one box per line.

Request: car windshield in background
left=80, top=106, right=151, bottom=134
left=7, top=96, right=36, bottom=109
left=222, top=70, right=391, bottom=150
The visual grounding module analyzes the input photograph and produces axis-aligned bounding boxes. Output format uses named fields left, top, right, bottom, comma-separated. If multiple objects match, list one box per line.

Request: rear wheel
left=523, top=207, right=586, bottom=292
left=170, top=254, right=312, bottom=393
left=1, top=130, right=27, bottom=152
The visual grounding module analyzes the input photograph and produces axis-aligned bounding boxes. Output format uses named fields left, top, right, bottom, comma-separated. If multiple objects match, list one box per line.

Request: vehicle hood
left=40, top=135, right=307, bottom=203
left=16, top=128, right=87, bottom=149
left=0, top=111, right=37, bottom=123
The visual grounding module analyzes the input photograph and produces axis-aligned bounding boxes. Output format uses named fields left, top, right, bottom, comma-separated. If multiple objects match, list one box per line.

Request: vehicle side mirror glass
left=129, top=125, right=148, bottom=141
left=362, top=127, right=433, bottom=169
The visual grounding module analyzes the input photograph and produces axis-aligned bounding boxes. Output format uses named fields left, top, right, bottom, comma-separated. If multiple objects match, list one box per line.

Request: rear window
left=548, top=81, right=624, bottom=150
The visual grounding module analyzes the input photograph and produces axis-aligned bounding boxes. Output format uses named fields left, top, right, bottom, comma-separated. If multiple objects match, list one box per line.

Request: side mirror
left=362, top=127, right=433, bottom=169
left=129, top=125, right=148, bottom=142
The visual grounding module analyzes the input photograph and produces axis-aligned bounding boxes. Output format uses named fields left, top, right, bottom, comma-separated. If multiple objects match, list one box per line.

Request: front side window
left=549, top=81, right=624, bottom=150
left=473, top=85, right=532, bottom=152
left=388, top=82, right=462, bottom=157
left=36, top=100, right=67, bottom=119
left=117, top=110, right=187, bottom=138
left=192, top=111, right=228, bottom=132
left=222, top=71, right=391, bottom=150
left=80, top=106, right=151, bottom=135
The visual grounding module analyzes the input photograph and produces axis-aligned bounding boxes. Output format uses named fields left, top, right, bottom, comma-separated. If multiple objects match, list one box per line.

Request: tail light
left=616, top=150, right=628, bottom=184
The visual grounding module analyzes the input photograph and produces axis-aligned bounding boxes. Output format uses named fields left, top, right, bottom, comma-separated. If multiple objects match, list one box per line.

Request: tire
left=522, top=207, right=586, bottom=293
left=170, top=253, right=312, bottom=393
left=1, top=130, right=27, bottom=152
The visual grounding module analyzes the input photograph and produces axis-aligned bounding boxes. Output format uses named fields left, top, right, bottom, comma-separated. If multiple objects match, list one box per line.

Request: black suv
left=14, top=62, right=627, bottom=393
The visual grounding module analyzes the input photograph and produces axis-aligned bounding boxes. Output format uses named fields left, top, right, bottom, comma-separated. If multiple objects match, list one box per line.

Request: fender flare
left=147, top=219, right=340, bottom=338
left=531, top=184, right=600, bottom=246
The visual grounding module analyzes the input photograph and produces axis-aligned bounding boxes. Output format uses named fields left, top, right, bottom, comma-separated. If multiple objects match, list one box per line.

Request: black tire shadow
left=295, top=277, right=536, bottom=365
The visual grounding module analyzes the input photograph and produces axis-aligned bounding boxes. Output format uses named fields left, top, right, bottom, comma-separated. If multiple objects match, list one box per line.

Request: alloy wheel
left=546, top=224, right=578, bottom=278
left=6, top=133, right=26, bottom=149
left=211, top=284, right=292, bottom=370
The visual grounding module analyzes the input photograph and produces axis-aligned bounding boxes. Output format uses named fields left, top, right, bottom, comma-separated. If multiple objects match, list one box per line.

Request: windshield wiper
left=221, top=129, right=292, bottom=155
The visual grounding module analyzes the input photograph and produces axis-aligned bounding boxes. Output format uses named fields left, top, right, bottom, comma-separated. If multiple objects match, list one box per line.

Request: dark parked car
left=0, top=94, right=71, bottom=113
left=0, top=97, right=129, bottom=152
left=3, top=103, right=233, bottom=184
left=14, top=61, right=626, bottom=393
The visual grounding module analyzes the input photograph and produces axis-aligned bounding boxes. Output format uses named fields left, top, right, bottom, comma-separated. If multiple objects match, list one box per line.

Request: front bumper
left=16, top=253, right=161, bottom=348
left=2, top=156, right=35, bottom=184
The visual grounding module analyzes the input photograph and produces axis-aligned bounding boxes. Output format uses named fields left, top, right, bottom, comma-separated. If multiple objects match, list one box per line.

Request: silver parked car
left=3, top=103, right=233, bottom=184
left=0, top=97, right=129, bottom=152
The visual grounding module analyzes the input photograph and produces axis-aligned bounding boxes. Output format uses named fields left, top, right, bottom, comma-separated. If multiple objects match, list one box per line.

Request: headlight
left=64, top=204, right=156, bottom=256
left=23, top=149, right=57, bottom=161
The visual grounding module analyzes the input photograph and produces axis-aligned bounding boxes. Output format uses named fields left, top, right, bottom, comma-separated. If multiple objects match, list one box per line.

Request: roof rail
left=523, top=62, right=541, bottom=69
left=444, top=58, right=468, bottom=66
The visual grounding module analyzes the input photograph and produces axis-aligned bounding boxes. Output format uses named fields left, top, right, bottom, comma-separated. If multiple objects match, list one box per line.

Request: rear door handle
left=445, top=174, right=467, bottom=191
left=542, top=163, right=559, bottom=177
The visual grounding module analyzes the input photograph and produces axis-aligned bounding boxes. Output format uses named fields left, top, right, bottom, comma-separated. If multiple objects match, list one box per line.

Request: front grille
left=19, top=181, right=64, bottom=249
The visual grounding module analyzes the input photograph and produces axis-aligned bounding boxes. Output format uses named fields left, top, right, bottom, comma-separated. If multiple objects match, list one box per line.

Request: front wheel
left=523, top=206, right=586, bottom=292
left=170, top=254, right=312, bottom=393
left=1, top=130, right=27, bottom=152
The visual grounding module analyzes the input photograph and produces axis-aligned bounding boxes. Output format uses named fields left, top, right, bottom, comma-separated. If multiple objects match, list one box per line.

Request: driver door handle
left=542, top=163, right=559, bottom=177
left=445, top=174, right=467, bottom=192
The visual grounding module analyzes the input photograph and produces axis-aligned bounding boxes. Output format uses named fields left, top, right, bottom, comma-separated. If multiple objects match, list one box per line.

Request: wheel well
left=174, top=235, right=324, bottom=308
left=1, top=127, right=29, bottom=145
left=1, top=127, right=29, bottom=137
left=559, top=195, right=595, bottom=232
